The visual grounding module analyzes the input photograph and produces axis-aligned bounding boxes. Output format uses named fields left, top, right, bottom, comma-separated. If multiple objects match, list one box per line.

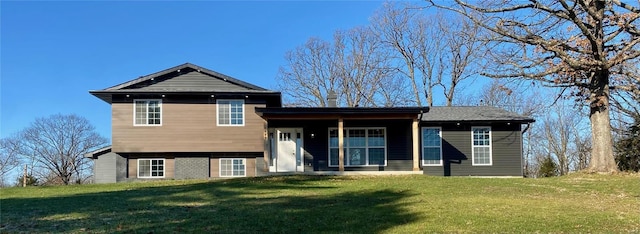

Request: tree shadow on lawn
left=2, top=176, right=419, bottom=233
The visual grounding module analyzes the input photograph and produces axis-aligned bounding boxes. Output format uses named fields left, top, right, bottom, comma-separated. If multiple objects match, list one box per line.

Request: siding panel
left=246, top=158, right=256, bottom=177
left=113, top=101, right=266, bottom=152
left=423, top=123, right=523, bottom=176
left=210, top=158, right=219, bottom=177
left=94, top=152, right=117, bottom=183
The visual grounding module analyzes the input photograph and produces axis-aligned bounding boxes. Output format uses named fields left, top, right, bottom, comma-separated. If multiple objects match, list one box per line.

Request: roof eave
left=89, top=90, right=282, bottom=104
left=84, top=146, right=112, bottom=158
left=421, top=119, right=536, bottom=123
left=255, top=107, right=429, bottom=115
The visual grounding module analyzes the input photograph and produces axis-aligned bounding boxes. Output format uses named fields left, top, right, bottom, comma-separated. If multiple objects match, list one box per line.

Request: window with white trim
left=134, top=99, right=162, bottom=126
left=220, top=158, right=246, bottom=177
left=472, top=127, right=492, bottom=165
left=422, top=127, right=442, bottom=166
left=328, top=128, right=386, bottom=167
left=138, top=159, right=164, bottom=178
left=217, top=100, right=244, bottom=126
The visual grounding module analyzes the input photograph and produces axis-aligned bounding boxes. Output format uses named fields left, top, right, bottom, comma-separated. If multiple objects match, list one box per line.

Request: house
left=86, top=63, right=534, bottom=183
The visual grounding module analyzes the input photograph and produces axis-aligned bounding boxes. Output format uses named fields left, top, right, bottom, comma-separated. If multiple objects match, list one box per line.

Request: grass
left=1, top=173, right=639, bottom=233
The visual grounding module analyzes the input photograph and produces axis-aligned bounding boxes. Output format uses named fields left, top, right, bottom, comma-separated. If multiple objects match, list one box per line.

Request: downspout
left=522, top=122, right=531, bottom=134
left=521, top=122, right=532, bottom=177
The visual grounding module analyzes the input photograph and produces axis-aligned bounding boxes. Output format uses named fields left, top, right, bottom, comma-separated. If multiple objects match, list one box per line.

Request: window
left=328, top=128, right=386, bottom=167
left=472, top=127, right=492, bottom=165
left=134, top=99, right=161, bottom=126
left=217, top=100, right=244, bottom=126
left=422, top=127, right=442, bottom=166
left=138, top=159, right=164, bottom=178
left=220, top=158, right=246, bottom=177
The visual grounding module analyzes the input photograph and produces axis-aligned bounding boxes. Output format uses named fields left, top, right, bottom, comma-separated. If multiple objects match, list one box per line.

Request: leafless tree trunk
left=436, top=14, right=485, bottom=106
left=543, top=108, right=573, bottom=175
left=534, top=102, right=593, bottom=175
left=371, top=2, right=425, bottom=106
left=276, top=38, right=340, bottom=107
left=372, top=3, right=481, bottom=107
left=574, top=132, right=592, bottom=171
left=9, top=114, right=107, bottom=185
left=428, top=0, right=640, bottom=173
left=333, top=27, right=399, bottom=107
left=414, top=14, right=443, bottom=107
left=277, top=25, right=406, bottom=107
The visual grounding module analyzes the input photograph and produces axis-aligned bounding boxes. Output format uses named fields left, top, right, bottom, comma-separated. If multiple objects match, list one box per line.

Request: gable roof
left=421, top=106, right=535, bottom=123
left=84, top=146, right=112, bottom=159
left=90, top=63, right=279, bottom=103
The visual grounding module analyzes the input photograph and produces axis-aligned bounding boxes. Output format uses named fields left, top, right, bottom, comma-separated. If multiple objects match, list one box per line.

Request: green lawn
left=1, top=173, right=639, bottom=233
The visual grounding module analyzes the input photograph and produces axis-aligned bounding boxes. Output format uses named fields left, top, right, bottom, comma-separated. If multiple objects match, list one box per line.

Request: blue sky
left=1, top=1, right=386, bottom=141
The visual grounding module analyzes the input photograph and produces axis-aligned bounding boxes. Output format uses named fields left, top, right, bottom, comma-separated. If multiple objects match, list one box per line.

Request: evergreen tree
left=538, top=156, right=558, bottom=178
left=615, top=117, right=640, bottom=172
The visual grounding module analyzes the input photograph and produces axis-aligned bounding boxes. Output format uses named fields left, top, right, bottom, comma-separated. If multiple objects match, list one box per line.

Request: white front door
left=276, top=129, right=302, bottom=172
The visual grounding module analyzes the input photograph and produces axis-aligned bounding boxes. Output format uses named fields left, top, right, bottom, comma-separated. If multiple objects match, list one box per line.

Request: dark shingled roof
left=421, top=106, right=535, bottom=122
left=90, top=63, right=280, bottom=103
left=84, top=146, right=112, bottom=158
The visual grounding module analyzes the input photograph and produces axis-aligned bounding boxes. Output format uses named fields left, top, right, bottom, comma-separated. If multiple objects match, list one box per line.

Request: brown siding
left=210, top=158, right=219, bottom=177
left=128, top=158, right=136, bottom=178
left=112, top=101, right=266, bottom=152
left=165, top=159, right=175, bottom=178
left=246, top=158, right=256, bottom=177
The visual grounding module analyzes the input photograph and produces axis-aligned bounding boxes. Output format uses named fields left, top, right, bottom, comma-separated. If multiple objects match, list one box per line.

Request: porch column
left=338, top=117, right=345, bottom=171
left=412, top=118, right=420, bottom=171
left=263, top=120, right=269, bottom=172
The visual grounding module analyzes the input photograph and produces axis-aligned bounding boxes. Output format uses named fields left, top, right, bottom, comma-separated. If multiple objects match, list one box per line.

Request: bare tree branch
left=10, top=114, right=108, bottom=185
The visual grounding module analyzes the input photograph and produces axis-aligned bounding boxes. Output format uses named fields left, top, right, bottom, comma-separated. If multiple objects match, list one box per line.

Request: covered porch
left=255, top=107, right=428, bottom=174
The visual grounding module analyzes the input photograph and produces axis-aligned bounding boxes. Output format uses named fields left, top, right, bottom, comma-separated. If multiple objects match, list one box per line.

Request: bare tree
left=437, top=14, right=486, bottom=106
left=372, top=3, right=483, bottom=107
left=477, top=79, right=545, bottom=117
left=537, top=103, right=592, bottom=175
left=12, top=114, right=108, bottom=185
left=277, top=26, right=405, bottom=107
left=574, top=129, right=592, bottom=171
left=414, top=14, right=444, bottom=107
left=0, top=138, right=21, bottom=187
left=542, top=106, right=576, bottom=175
left=371, top=2, right=429, bottom=106
left=333, top=27, right=402, bottom=107
left=428, top=0, right=640, bottom=173
left=276, top=37, right=339, bottom=107
left=610, top=61, right=640, bottom=131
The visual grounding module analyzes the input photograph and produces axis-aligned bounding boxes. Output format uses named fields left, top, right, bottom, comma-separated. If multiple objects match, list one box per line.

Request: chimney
left=327, top=90, right=337, bottom=107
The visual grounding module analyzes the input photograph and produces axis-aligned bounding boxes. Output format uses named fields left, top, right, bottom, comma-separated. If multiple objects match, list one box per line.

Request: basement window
left=220, top=158, right=246, bottom=177
left=138, top=159, right=165, bottom=178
